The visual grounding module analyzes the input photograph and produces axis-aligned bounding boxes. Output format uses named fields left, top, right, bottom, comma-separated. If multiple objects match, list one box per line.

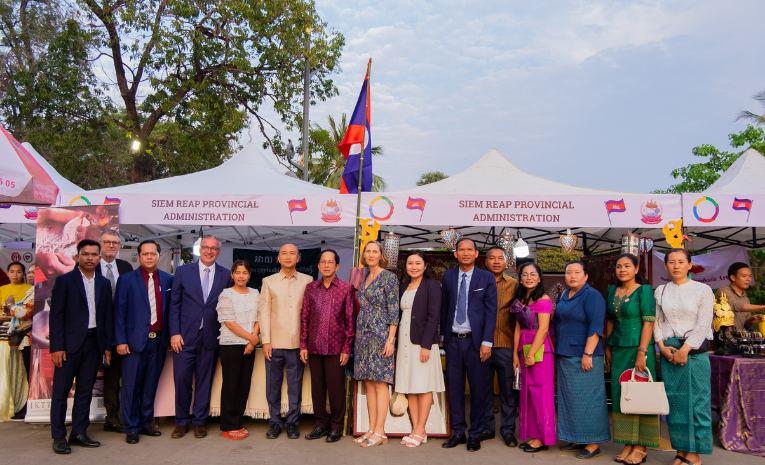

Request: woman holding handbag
left=511, top=262, right=555, bottom=453
left=654, top=249, right=714, bottom=465
left=554, top=260, right=610, bottom=459
left=606, top=254, right=658, bottom=464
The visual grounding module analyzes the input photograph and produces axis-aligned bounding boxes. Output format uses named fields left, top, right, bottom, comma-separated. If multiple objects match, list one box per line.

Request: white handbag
left=619, top=369, right=669, bottom=415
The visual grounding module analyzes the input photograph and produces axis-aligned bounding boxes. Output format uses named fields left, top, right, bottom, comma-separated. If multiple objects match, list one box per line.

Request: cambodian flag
left=287, top=198, right=308, bottom=224
left=605, top=199, right=626, bottom=225
left=103, top=196, right=121, bottom=205
left=406, top=196, right=426, bottom=221
left=732, top=197, right=753, bottom=211
left=338, top=60, right=373, bottom=194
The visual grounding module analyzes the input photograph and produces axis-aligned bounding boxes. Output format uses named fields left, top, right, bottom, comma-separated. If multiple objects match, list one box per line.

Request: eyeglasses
left=520, top=273, right=539, bottom=278
left=101, top=240, right=121, bottom=246
left=200, top=246, right=220, bottom=251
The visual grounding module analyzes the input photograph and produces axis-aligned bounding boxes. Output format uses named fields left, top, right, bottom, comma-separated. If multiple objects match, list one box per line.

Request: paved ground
left=0, top=419, right=759, bottom=465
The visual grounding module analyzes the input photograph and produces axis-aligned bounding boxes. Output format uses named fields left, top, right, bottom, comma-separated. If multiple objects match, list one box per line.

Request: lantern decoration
left=513, top=235, right=530, bottom=258
left=639, top=237, right=654, bottom=254
left=621, top=233, right=640, bottom=256
left=440, top=226, right=462, bottom=251
left=662, top=218, right=685, bottom=249
left=559, top=229, right=578, bottom=254
left=381, top=231, right=400, bottom=269
left=497, top=230, right=516, bottom=269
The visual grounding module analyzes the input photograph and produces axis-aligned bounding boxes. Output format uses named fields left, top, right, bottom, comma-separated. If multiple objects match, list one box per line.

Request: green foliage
left=663, top=124, right=765, bottom=193
left=303, top=113, right=386, bottom=191
left=536, top=247, right=583, bottom=273
left=416, top=171, right=448, bottom=186
left=749, top=249, right=765, bottom=305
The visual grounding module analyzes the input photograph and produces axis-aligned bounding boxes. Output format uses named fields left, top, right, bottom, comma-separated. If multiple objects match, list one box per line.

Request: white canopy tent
left=682, top=148, right=765, bottom=251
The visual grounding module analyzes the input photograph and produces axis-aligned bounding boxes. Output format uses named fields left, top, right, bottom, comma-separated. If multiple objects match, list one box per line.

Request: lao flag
left=338, top=60, right=373, bottom=194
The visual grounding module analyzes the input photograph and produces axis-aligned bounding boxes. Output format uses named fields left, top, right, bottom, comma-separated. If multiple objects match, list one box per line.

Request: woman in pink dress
left=512, top=262, right=555, bottom=453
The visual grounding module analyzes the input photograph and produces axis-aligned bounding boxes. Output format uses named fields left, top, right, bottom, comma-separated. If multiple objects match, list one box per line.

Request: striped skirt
left=556, top=355, right=611, bottom=444
left=661, top=338, right=713, bottom=454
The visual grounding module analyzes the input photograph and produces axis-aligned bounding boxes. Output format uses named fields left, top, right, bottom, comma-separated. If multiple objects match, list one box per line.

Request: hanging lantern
left=513, top=236, right=530, bottom=259
left=440, top=226, right=462, bottom=251
left=381, top=231, right=400, bottom=269
left=559, top=229, right=578, bottom=254
left=621, top=233, right=640, bottom=256
left=496, top=230, right=516, bottom=269
left=639, top=237, right=654, bottom=254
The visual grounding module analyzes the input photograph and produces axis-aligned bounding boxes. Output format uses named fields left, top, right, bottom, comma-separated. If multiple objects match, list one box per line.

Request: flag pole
left=352, top=58, right=372, bottom=267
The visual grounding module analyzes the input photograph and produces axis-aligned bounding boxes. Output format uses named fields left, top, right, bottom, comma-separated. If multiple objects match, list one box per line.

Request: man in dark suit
left=96, top=230, right=133, bottom=433
left=440, top=238, right=498, bottom=452
left=169, top=235, right=230, bottom=439
left=114, top=239, right=172, bottom=444
left=49, top=239, right=113, bottom=455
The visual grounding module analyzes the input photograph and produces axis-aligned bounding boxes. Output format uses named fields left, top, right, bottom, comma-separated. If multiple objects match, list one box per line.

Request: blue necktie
left=456, top=273, right=467, bottom=325
left=202, top=267, right=210, bottom=302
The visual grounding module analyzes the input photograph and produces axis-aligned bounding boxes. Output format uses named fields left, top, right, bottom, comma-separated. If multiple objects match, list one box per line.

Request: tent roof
left=705, top=148, right=765, bottom=194
left=87, top=146, right=334, bottom=195
left=406, top=149, right=620, bottom=195
left=21, top=143, right=83, bottom=194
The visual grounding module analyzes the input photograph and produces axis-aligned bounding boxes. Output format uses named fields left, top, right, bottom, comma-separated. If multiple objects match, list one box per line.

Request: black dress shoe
left=576, top=447, right=601, bottom=459
left=126, top=433, right=139, bottom=444
left=52, top=439, right=71, bottom=454
left=103, top=422, right=123, bottom=433
left=305, top=427, right=328, bottom=440
left=561, top=442, right=584, bottom=451
left=478, top=431, right=495, bottom=441
left=522, top=443, right=549, bottom=453
left=286, top=423, right=300, bottom=439
left=266, top=424, right=282, bottom=439
left=441, top=434, right=466, bottom=448
left=467, top=438, right=481, bottom=452
left=503, top=434, right=518, bottom=447
left=325, top=430, right=342, bottom=443
left=69, top=433, right=101, bottom=448
left=140, top=426, right=162, bottom=436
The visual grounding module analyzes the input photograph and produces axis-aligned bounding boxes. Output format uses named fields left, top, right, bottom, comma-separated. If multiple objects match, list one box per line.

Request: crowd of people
left=2, top=232, right=763, bottom=465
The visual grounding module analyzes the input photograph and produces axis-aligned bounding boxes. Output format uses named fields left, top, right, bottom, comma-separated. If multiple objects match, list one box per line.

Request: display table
left=710, top=354, right=765, bottom=457
left=154, top=348, right=314, bottom=419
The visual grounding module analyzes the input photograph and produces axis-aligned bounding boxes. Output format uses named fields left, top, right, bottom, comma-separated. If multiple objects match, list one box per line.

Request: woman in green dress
left=605, top=254, right=658, bottom=465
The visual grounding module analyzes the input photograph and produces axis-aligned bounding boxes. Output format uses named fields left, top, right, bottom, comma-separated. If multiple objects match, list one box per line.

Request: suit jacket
left=96, top=258, right=133, bottom=278
left=400, top=278, right=442, bottom=347
left=169, top=262, right=230, bottom=348
left=49, top=268, right=112, bottom=354
left=113, top=268, right=173, bottom=352
left=440, top=267, right=498, bottom=350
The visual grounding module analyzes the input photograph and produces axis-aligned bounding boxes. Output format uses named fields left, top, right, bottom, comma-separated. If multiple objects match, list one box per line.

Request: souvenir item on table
left=621, top=233, right=640, bottom=256
left=381, top=231, right=400, bottom=269
left=559, top=229, right=578, bottom=254
left=497, top=230, right=515, bottom=268
left=439, top=226, right=462, bottom=252
left=662, top=218, right=685, bottom=249
left=714, top=292, right=739, bottom=355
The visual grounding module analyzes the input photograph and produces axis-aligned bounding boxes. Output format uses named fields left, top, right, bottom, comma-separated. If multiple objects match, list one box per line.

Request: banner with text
left=651, top=246, right=750, bottom=289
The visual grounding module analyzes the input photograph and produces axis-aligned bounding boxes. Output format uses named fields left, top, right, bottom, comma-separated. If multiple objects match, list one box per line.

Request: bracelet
left=583, top=352, right=594, bottom=357
left=637, top=347, right=648, bottom=353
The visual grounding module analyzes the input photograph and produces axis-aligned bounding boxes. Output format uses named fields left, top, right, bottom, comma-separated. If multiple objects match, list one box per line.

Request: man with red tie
left=114, top=240, right=173, bottom=444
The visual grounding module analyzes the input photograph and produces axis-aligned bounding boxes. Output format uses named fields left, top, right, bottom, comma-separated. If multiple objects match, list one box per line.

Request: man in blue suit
left=49, top=239, right=113, bottom=455
left=114, top=239, right=172, bottom=444
left=440, top=238, right=498, bottom=452
left=169, top=235, right=230, bottom=439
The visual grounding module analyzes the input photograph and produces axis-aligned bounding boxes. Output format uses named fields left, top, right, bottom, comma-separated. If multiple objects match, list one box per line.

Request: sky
left=241, top=0, right=765, bottom=193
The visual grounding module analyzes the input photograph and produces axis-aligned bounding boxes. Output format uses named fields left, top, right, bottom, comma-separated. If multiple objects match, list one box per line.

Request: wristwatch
left=583, top=352, right=594, bottom=357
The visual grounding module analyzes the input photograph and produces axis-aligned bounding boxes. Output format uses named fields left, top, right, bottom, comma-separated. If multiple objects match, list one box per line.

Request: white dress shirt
left=100, top=258, right=121, bottom=280
left=80, top=269, right=97, bottom=329
left=654, top=279, right=714, bottom=349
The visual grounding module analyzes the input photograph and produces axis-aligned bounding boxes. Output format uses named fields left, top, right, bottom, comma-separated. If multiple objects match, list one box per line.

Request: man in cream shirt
left=259, top=243, right=313, bottom=440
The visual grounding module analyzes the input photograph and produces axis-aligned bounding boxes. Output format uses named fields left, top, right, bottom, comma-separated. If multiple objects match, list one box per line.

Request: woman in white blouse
left=216, top=260, right=259, bottom=440
left=653, top=249, right=713, bottom=465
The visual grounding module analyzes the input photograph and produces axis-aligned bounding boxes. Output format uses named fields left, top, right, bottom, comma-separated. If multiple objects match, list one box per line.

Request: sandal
left=404, top=434, right=427, bottom=448
left=360, top=432, right=388, bottom=448
left=400, top=434, right=413, bottom=445
left=624, top=448, right=646, bottom=464
left=615, top=445, right=633, bottom=463
left=675, top=455, right=701, bottom=465
left=354, top=431, right=373, bottom=444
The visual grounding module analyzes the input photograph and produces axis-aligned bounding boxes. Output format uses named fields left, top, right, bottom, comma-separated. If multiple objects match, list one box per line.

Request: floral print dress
left=353, top=269, right=399, bottom=384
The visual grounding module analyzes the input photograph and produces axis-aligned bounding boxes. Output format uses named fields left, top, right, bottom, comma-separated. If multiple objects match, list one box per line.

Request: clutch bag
left=522, top=344, right=544, bottom=362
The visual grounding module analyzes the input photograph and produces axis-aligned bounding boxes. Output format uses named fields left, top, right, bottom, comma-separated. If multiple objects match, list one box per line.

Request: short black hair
left=319, top=249, right=340, bottom=265
left=138, top=239, right=161, bottom=254
left=231, top=259, right=252, bottom=274
left=77, top=239, right=101, bottom=253
left=728, top=262, right=751, bottom=280
left=7, top=261, right=25, bottom=274
left=564, top=259, right=588, bottom=274
left=664, top=248, right=691, bottom=264
left=455, top=237, right=476, bottom=250
left=485, top=246, right=505, bottom=256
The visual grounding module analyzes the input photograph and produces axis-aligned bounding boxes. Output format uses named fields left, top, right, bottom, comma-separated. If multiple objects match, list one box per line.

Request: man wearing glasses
left=96, top=230, right=133, bottom=433
left=169, top=235, right=230, bottom=439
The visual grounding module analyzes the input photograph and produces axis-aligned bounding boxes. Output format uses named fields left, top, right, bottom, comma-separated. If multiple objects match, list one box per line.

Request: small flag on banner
left=104, top=196, right=121, bottom=205
left=732, top=197, right=753, bottom=221
left=287, top=198, right=308, bottom=224
left=406, top=196, right=426, bottom=221
left=605, top=199, right=626, bottom=225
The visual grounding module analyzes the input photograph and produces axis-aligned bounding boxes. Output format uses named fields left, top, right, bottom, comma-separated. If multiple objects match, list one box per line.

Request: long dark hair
left=400, top=251, right=433, bottom=289
left=613, top=253, right=645, bottom=285
left=515, top=262, right=546, bottom=305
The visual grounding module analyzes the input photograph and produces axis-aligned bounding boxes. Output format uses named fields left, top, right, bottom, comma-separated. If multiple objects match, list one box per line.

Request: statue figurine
left=713, top=292, right=737, bottom=355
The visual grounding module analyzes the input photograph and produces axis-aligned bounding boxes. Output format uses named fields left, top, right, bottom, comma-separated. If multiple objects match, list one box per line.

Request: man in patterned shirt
left=299, top=249, right=355, bottom=443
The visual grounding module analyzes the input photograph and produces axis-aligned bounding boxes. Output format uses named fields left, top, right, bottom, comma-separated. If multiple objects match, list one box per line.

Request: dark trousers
left=103, top=352, right=123, bottom=425
left=50, top=332, right=100, bottom=440
left=219, top=345, right=255, bottom=431
left=265, top=348, right=303, bottom=426
left=445, top=335, right=491, bottom=439
left=308, top=354, right=346, bottom=432
left=484, top=347, right=519, bottom=436
left=173, top=335, right=216, bottom=426
left=120, top=337, right=165, bottom=434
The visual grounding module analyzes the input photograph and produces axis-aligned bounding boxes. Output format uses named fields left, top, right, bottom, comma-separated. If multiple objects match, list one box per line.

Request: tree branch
left=129, top=0, right=168, bottom=98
